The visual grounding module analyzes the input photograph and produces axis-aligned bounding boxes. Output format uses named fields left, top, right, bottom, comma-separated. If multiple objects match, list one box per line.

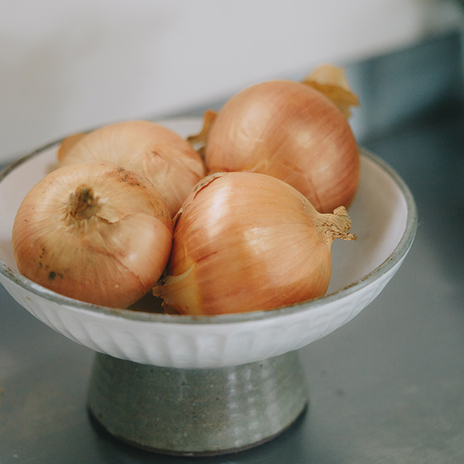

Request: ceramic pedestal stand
left=0, top=127, right=418, bottom=458
left=87, top=350, right=308, bottom=456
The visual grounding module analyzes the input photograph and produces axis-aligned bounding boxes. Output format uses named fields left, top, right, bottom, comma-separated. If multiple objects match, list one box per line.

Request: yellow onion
left=153, top=171, right=356, bottom=315
left=12, top=161, right=173, bottom=309
left=188, top=66, right=360, bottom=214
left=59, top=120, right=206, bottom=217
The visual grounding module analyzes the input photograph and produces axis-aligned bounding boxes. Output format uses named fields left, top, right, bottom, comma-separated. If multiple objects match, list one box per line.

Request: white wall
left=0, top=0, right=461, bottom=163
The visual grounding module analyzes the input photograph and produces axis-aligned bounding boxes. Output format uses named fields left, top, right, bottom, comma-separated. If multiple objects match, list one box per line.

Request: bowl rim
left=0, top=133, right=418, bottom=325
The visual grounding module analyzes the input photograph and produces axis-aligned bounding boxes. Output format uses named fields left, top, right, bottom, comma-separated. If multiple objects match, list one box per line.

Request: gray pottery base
left=87, top=350, right=308, bottom=456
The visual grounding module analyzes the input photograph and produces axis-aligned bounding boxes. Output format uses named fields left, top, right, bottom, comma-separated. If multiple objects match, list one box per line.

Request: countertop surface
left=1, top=101, right=464, bottom=463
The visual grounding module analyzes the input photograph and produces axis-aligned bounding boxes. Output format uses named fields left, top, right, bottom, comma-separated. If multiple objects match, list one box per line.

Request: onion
left=153, top=172, right=356, bottom=315
left=12, top=161, right=173, bottom=309
left=59, top=120, right=206, bottom=217
left=188, top=67, right=360, bottom=214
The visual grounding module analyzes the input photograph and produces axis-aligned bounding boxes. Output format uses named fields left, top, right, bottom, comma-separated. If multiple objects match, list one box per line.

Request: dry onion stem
left=153, top=172, right=356, bottom=315
left=187, top=65, right=360, bottom=215
left=301, top=64, right=359, bottom=118
left=12, top=161, right=173, bottom=308
left=59, top=120, right=206, bottom=217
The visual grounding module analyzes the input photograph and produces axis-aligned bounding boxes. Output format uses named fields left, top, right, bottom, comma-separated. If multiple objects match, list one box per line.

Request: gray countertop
left=1, top=100, right=464, bottom=463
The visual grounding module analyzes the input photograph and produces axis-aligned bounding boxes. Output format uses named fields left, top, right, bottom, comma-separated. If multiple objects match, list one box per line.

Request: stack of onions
left=12, top=162, right=173, bottom=308
left=153, top=172, right=356, bottom=315
left=11, top=64, right=360, bottom=314
left=188, top=65, right=360, bottom=214
left=58, top=120, right=206, bottom=217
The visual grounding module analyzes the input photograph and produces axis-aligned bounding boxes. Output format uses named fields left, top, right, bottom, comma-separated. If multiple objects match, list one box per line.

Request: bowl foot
left=87, top=351, right=308, bottom=456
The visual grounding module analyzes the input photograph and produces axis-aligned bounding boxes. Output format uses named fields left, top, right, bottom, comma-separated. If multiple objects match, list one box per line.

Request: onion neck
left=67, top=184, right=99, bottom=220
left=319, top=206, right=357, bottom=242
left=186, top=109, right=217, bottom=157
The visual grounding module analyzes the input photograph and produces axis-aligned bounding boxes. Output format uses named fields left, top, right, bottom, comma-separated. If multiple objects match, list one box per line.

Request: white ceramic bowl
left=0, top=118, right=417, bottom=369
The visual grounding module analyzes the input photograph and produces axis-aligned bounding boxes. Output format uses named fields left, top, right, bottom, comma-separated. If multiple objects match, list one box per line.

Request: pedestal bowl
left=0, top=118, right=417, bottom=455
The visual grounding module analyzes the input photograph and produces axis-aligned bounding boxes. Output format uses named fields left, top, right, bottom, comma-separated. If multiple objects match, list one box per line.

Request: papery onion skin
left=201, top=80, right=360, bottom=214
left=153, top=172, right=356, bottom=315
left=12, top=161, right=173, bottom=309
left=59, top=120, right=206, bottom=217
left=57, top=132, right=87, bottom=162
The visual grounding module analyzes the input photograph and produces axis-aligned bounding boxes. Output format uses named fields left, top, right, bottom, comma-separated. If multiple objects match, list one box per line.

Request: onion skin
left=12, top=161, right=173, bottom=309
left=57, top=132, right=87, bottom=162
left=153, top=172, right=356, bottom=315
left=201, top=80, right=360, bottom=214
left=59, top=120, right=206, bottom=217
